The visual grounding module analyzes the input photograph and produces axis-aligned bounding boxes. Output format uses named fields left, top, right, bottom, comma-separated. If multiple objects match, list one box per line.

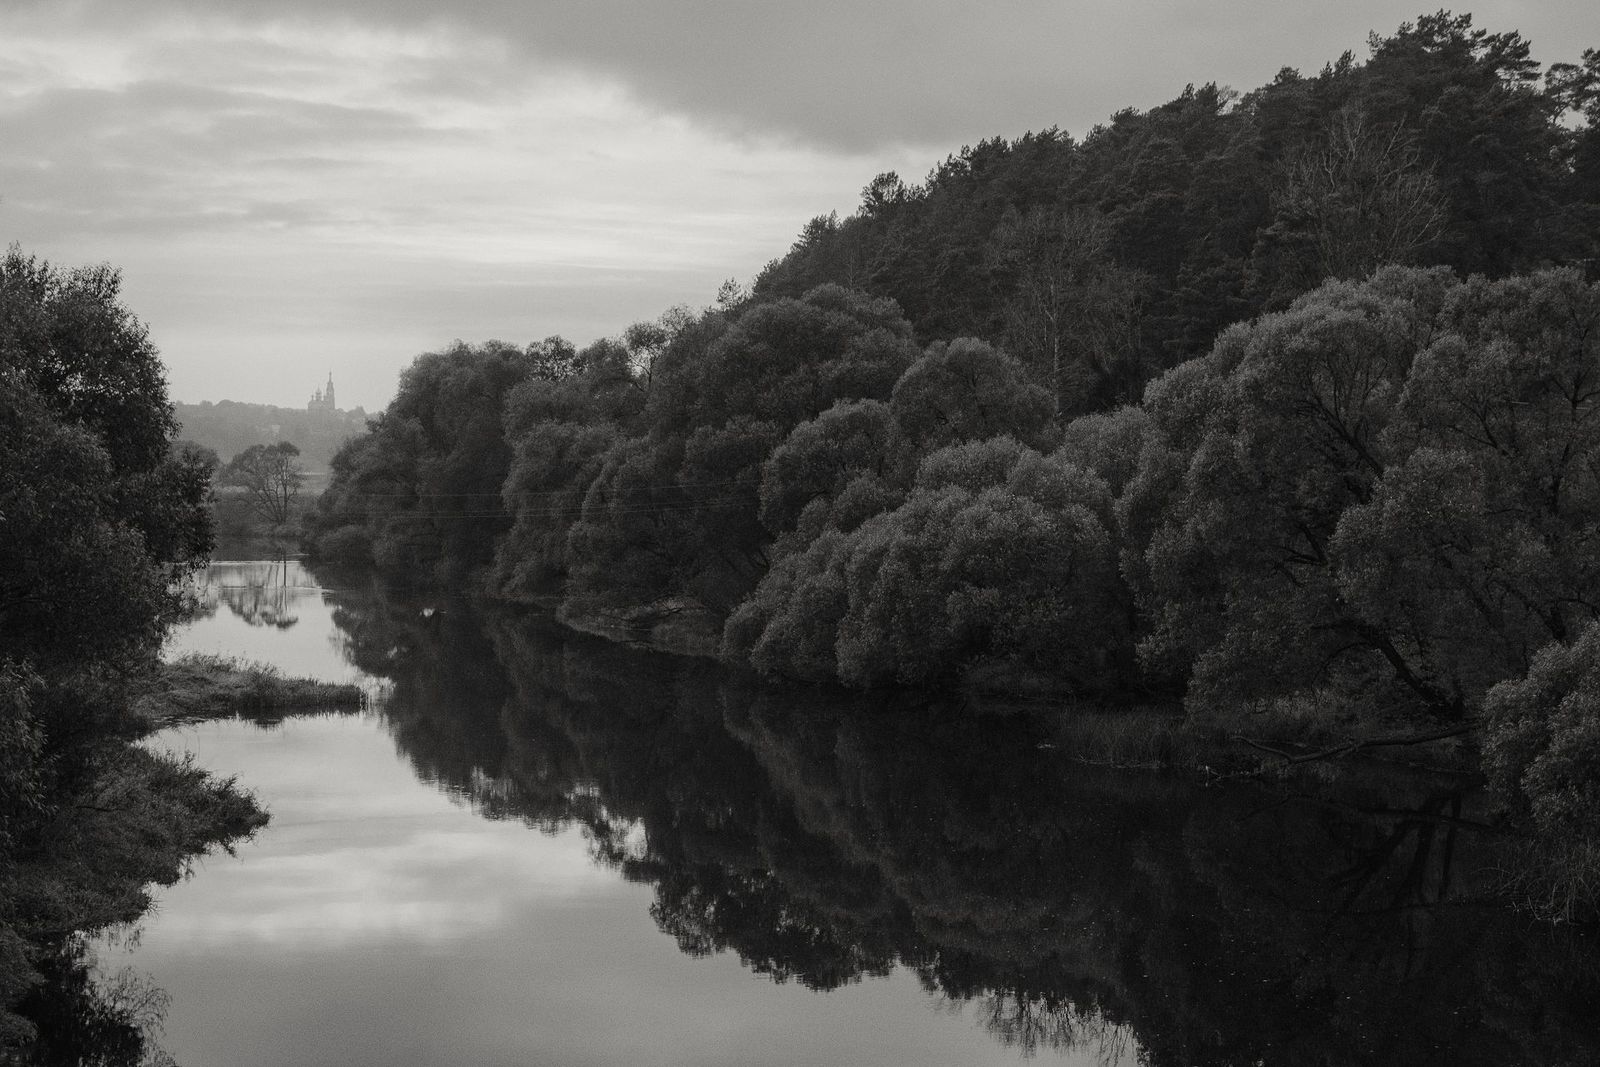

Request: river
left=98, top=560, right=1600, bottom=1065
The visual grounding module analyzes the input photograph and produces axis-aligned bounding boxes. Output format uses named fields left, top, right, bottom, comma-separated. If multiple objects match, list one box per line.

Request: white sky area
left=2, top=1, right=1597, bottom=410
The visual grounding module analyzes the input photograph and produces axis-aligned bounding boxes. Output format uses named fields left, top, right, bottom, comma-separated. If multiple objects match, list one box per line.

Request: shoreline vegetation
left=0, top=652, right=364, bottom=1057
left=304, top=586, right=1594, bottom=1066
left=544, top=598, right=1480, bottom=779
left=301, top=14, right=1600, bottom=917
left=0, top=245, right=364, bottom=1059
left=138, top=654, right=366, bottom=726
left=3, top=8, right=1599, bottom=1056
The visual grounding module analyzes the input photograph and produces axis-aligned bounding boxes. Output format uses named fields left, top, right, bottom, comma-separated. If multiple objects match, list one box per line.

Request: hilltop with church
left=174, top=373, right=368, bottom=485
left=308, top=372, right=337, bottom=416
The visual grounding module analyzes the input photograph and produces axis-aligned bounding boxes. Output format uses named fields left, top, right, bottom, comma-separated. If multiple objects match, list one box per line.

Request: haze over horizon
left=3, top=0, right=1597, bottom=411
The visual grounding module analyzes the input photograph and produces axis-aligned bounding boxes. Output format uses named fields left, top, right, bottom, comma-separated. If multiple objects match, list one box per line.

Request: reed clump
left=138, top=654, right=363, bottom=725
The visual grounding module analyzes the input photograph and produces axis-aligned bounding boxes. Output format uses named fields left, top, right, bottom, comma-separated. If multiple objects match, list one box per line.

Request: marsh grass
left=1500, top=838, right=1600, bottom=924
left=1048, top=706, right=1198, bottom=770
left=138, top=654, right=363, bottom=726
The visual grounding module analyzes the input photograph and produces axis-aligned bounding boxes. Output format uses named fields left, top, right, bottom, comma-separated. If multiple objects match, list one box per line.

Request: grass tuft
left=137, top=654, right=364, bottom=727
left=1500, top=837, right=1600, bottom=924
left=1049, top=706, right=1198, bottom=770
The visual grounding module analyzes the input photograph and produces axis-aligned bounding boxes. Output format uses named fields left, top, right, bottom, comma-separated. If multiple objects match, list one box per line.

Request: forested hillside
left=306, top=15, right=1600, bottom=913
left=754, top=12, right=1600, bottom=415
left=175, top=399, right=368, bottom=475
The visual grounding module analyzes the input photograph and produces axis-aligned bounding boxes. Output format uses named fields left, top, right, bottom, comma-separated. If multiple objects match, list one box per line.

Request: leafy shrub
left=1483, top=622, right=1600, bottom=918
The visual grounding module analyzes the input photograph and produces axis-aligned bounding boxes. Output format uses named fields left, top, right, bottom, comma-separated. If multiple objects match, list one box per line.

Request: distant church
left=308, top=372, right=337, bottom=415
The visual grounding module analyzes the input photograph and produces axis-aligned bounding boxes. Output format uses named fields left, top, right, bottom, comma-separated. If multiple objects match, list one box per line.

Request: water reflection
left=185, top=558, right=317, bottom=629
left=165, top=561, right=366, bottom=684
left=305, top=571, right=1600, bottom=1067
left=116, top=564, right=1600, bottom=1065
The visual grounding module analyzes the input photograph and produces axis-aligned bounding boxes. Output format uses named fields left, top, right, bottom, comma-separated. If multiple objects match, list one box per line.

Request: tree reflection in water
left=316, top=573, right=1600, bottom=1064
left=191, top=559, right=315, bottom=629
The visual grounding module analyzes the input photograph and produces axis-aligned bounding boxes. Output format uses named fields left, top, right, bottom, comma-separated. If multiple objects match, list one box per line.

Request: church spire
left=309, top=371, right=336, bottom=414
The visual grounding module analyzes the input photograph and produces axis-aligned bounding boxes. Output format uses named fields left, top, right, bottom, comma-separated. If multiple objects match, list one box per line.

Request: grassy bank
left=7, top=656, right=362, bottom=1054
left=138, top=654, right=365, bottom=726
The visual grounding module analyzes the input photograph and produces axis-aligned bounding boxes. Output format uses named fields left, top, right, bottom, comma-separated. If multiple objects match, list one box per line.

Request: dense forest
left=0, top=250, right=265, bottom=1052
left=307, top=15, right=1600, bottom=912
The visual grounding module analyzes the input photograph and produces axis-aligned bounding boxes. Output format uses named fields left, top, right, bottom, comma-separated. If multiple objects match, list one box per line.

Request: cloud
left=0, top=82, right=424, bottom=239
left=20, top=0, right=1599, bottom=152
left=4, top=0, right=1595, bottom=409
left=1, top=5, right=940, bottom=407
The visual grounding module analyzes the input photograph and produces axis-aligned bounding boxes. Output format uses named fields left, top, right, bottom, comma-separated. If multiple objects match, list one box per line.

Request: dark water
left=106, top=561, right=1600, bottom=1066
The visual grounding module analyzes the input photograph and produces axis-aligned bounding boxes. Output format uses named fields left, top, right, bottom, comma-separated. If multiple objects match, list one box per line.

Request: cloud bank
left=2, top=0, right=1595, bottom=408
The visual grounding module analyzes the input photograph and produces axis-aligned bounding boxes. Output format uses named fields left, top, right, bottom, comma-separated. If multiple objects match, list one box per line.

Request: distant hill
left=175, top=399, right=369, bottom=482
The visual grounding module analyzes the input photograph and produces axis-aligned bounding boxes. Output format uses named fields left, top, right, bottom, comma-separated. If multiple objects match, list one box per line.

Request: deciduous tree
left=222, top=441, right=304, bottom=528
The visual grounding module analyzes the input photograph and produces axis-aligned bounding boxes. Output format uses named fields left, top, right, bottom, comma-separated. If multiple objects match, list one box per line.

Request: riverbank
left=548, top=595, right=1482, bottom=781
left=2, top=655, right=365, bottom=1056
left=555, top=597, right=725, bottom=658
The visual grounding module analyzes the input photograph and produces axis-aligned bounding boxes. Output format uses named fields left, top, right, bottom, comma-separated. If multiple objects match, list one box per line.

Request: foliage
left=140, top=654, right=364, bottom=721
left=493, top=419, right=619, bottom=599
left=757, top=399, right=895, bottom=544
left=301, top=12, right=1600, bottom=909
left=0, top=249, right=216, bottom=673
left=306, top=339, right=549, bottom=581
left=1054, top=405, right=1150, bottom=494
left=221, top=441, right=305, bottom=528
left=1484, top=621, right=1600, bottom=919
left=173, top=399, right=368, bottom=478
left=728, top=440, right=1131, bottom=690
left=557, top=286, right=920, bottom=614
left=1139, top=268, right=1600, bottom=722
left=171, top=439, right=220, bottom=474
left=492, top=322, right=684, bottom=601
left=0, top=248, right=263, bottom=1053
left=753, top=14, right=1590, bottom=381
left=1, top=375, right=178, bottom=671
left=987, top=208, right=1151, bottom=414
left=889, top=338, right=1054, bottom=455
left=1264, top=107, right=1446, bottom=287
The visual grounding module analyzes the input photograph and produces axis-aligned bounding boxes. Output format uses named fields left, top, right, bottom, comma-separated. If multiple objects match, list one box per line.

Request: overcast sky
left=3, top=1, right=1597, bottom=410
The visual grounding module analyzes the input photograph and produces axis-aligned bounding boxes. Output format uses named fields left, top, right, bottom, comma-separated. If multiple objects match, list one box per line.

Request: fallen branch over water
left=1233, top=720, right=1479, bottom=765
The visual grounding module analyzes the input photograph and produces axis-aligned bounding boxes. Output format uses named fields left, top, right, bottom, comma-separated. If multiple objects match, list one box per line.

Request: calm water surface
left=104, top=560, right=1600, bottom=1066
left=124, top=561, right=1127, bottom=1066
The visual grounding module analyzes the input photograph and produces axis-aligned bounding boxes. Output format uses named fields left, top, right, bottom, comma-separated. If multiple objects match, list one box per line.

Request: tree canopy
left=305, top=14, right=1600, bottom=913
left=0, top=248, right=261, bottom=1052
left=222, top=441, right=305, bottom=528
